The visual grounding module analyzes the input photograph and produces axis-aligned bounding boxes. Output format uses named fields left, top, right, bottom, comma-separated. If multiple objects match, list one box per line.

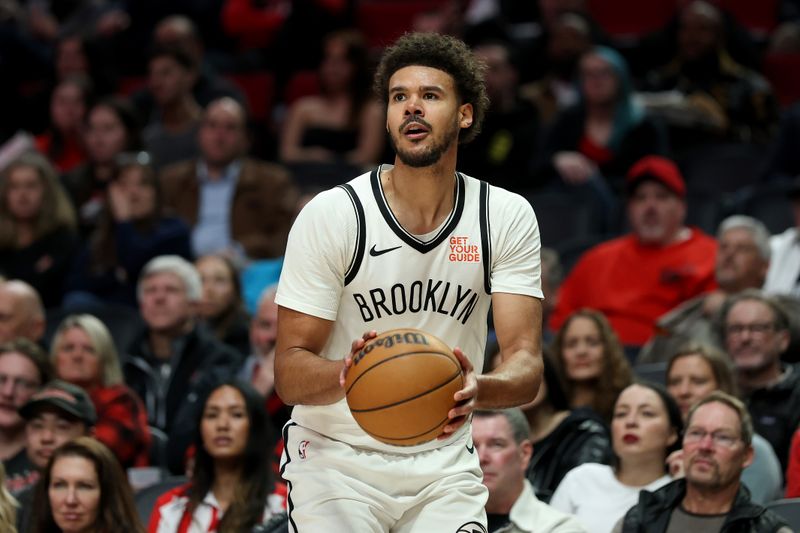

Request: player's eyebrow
left=389, top=85, right=445, bottom=95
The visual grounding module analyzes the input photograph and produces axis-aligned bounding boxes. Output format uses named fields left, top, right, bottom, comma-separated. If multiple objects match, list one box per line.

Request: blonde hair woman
left=50, top=314, right=151, bottom=468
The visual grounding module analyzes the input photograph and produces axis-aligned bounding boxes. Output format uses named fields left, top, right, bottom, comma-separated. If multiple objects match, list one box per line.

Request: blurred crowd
left=1, top=0, right=800, bottom=531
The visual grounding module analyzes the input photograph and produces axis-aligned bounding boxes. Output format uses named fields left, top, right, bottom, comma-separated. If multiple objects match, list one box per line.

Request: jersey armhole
left=337, top=183, right=366, bottom=286
left=479, top=179, right=492, bottom=294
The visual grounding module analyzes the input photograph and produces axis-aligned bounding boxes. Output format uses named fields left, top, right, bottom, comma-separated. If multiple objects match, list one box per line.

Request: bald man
left=0, top=281, right=45, bottom=344
left=159, top=98, right=299, bottom=260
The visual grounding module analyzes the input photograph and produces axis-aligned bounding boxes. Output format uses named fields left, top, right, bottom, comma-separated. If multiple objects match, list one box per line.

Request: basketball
left=344, top=328, right=464, bottom=446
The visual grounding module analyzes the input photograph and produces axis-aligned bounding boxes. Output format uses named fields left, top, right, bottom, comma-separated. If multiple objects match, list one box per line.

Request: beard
left=389, top=116, right=460, bottom=168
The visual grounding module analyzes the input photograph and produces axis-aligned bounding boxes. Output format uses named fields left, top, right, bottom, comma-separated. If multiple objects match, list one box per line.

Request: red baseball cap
left=626, top=156, right=686, bottom=198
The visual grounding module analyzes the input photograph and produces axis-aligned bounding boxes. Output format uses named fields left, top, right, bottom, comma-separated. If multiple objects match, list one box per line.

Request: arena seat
left=763, top=53, right=800, bottom=108
left=720, top=0, right=778, bottom=36
left=679, top=142, right=767, bottom=195
left=685, top=190, right=727, bottom=236
left=766, top=498, right=800, bottom=530
left=224, top=71, right=276, bottom=125
left=283, top=70, right=320, bottom=106
left=586, top=0, right=676, bottom=40
left=134, top=475, right=189, bottom=524
left=521, top=190, right=597, bottom=248
left=356, top=1, right=449, bottom=49
left=733, top=182, right=796, bottom=234
left=116, top=75, right=147, bottom=96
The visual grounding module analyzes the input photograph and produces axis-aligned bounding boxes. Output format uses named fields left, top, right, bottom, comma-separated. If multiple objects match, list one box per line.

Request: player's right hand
left=339, top=330, right=377, bottom=388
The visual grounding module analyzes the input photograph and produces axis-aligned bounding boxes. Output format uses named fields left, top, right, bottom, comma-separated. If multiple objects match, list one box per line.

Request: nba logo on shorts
left=298, top=440, right=310, bottom=460
left=456, top=522, right=488, bottom=533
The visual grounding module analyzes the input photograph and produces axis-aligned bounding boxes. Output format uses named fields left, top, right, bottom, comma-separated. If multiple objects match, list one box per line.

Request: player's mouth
left=401, top=119, right=431, bottom=140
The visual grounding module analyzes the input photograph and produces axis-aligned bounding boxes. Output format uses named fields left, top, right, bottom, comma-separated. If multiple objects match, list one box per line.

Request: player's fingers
left=453, top=376, right=477, bottom=403
left=350, top=337, right=366, bottom=355
left=362, top=330, right=377, bottom=341
left=452, top=347, right=473, bottom=372
left=448, top=400, right=474, bottom=420
left=438, top=415, right=468, bottom=439
left=339, top=356, right=353, bottom=387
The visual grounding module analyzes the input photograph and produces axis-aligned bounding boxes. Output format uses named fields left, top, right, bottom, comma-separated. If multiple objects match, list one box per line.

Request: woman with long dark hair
left=148, top=380, right=285, bottom=532
left=550, top=382, right=682, bottom=533
left=31, top=436, right=144, bottom=533
left=280, top=30, right=384, bottom=173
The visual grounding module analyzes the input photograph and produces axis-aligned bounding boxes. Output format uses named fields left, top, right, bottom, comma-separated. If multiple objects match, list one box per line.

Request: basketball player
left=275, top=32, right=544, bottom=532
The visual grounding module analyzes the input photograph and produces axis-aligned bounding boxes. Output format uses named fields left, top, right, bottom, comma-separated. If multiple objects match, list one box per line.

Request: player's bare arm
left=475, top=292, right=543, bottom=408
left=274, top=306, right=344, bottom=406
left=439, top=294, right=542, bottom=437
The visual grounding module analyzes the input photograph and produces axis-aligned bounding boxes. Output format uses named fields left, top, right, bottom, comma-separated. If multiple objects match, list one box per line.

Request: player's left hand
left=439, top=347, right=477, bottom=440
left=339, top=330, right=377, bottom=388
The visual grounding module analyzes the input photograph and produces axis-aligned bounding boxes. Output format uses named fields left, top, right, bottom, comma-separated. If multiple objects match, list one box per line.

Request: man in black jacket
left=123, top=255, right=241, bottom=473
left=722, top=289, right=799, bottom=472
left=614, top=391, right=790, bottom=533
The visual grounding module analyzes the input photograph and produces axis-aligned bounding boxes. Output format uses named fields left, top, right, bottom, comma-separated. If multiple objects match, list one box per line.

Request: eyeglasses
left=725, top=322, right=775, bottom=336
left=683, top=427, right=741, bottom=448
left=0, top=373, right=39, bottom=394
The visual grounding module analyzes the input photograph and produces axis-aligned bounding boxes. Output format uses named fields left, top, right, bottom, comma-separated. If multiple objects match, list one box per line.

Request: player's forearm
left=474, top=349, right=543, bottom=409
left=274, top=348, right=346, bottom=406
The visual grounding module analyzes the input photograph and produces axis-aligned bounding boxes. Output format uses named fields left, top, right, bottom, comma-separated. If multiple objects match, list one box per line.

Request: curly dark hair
left=551, top=309, right=633, bottom=422
left=373, top=32, right=489, bottom=144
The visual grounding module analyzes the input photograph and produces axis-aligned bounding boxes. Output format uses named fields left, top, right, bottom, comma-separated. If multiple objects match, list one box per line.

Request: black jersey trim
left=281, top=422, right=298, bottom=532
left=479, top=180, right=491, bottom=294
left=370, top=166, right=465, bottom=254
left=338, top=184, right=366, bottom=286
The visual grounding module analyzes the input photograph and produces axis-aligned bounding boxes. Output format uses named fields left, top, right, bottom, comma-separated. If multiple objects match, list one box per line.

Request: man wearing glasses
left=721, top=289, right=798, bottom=472
left=613, top=392, right=790, bottom=532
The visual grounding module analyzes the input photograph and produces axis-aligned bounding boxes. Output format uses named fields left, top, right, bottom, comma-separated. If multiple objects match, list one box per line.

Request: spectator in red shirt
left=50, top=314, right=151, bottom=469
left=550, top=156, right=718, bottom=350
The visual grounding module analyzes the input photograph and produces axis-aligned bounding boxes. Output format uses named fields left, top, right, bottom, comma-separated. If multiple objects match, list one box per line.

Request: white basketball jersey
left=277, top=164, right=542, bottom=453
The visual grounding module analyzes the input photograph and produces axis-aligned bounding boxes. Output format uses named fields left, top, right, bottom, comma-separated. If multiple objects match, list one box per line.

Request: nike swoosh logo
left=466, top=442, right=475, bottom=454
left=369, top=245, right=401, bottom=257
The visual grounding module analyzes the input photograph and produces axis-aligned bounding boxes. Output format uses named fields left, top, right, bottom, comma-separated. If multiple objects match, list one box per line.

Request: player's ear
left=458, top=103, right=473, bottom=129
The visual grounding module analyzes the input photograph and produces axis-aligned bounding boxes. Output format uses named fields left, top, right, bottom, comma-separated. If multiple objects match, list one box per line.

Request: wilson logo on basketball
left=448, top=236, right=480, bottom=263
left=353, top=331, right=429, bottom=367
